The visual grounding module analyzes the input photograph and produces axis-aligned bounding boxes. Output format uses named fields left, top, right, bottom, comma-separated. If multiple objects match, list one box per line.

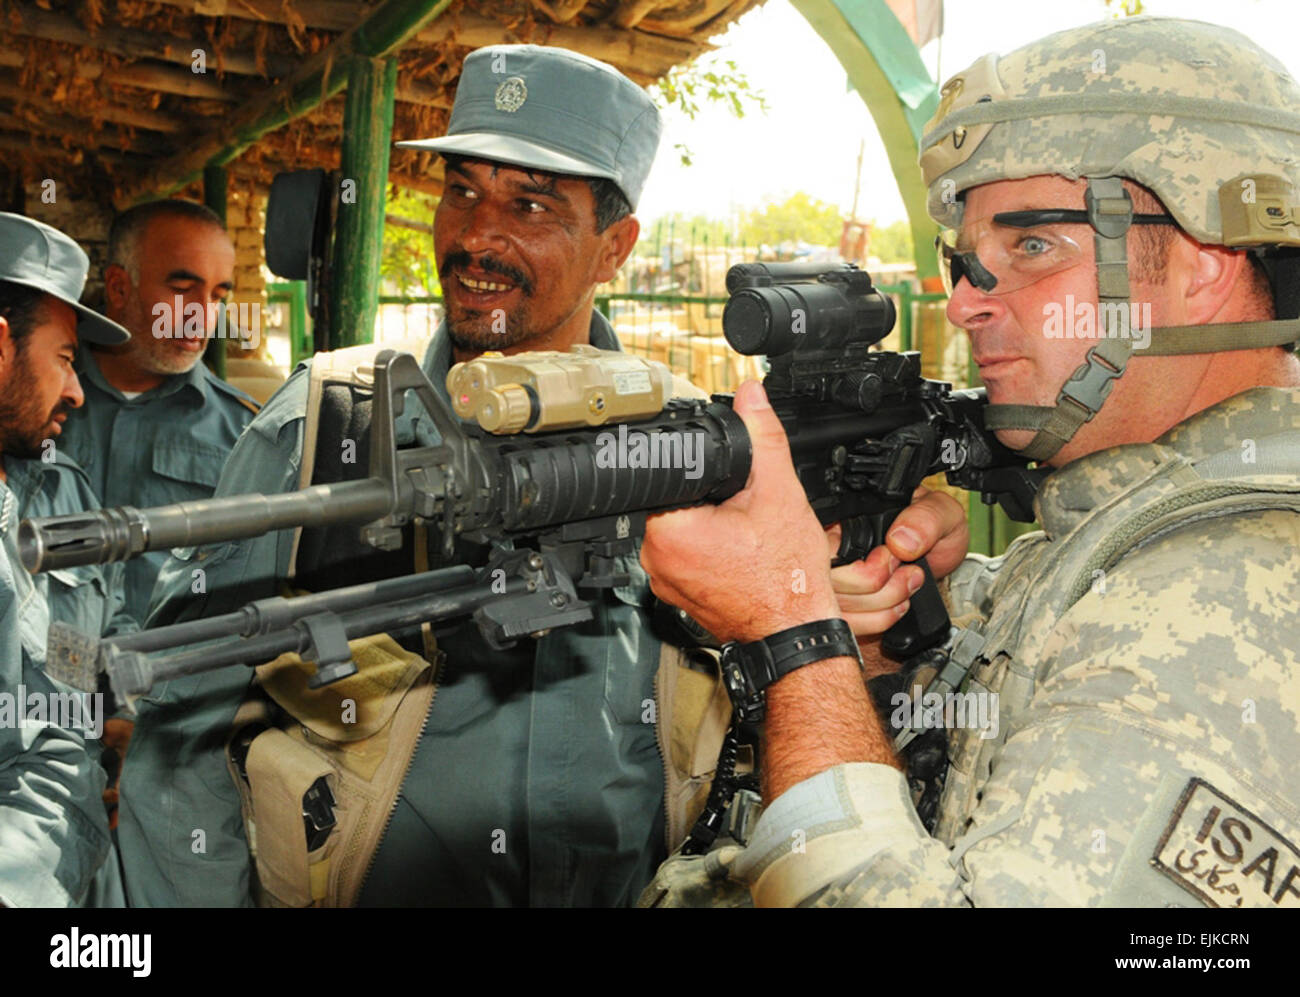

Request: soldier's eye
left=1017, top=235, right=1051, bottom=257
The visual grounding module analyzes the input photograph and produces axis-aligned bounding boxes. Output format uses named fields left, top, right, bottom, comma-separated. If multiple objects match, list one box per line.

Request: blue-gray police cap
left=397, top=44, right=661, bottom=211
left=0, top=212, right=129, bottom=345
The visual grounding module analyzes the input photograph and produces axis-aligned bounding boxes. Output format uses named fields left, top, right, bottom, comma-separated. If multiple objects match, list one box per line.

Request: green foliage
left=869, top=219, right=915, bottom=264
left=636, top=213, right=734, bottom=254
left=379, top=187, right=440, bottom=297
left=738, top=191, right=842, bottom=248
left=1104, top=0, right=1145, bottom=16
left=652, top=56, right=768, bottom=121
left=650, top=57, right=769, bottom=166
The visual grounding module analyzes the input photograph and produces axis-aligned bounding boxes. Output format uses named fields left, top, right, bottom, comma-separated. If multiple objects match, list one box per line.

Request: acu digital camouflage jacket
left=732, top=386, right=1300, bottom=907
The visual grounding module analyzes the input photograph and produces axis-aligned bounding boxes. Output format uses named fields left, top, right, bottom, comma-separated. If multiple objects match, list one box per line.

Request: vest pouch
left=231, top=632, right=440, bottom=907
left=243, top=727, right=334, bottom=907
left=655, top=643, right=734, bottom=852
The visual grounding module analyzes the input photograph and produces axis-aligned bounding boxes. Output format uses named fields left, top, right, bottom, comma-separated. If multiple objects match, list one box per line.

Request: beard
left=0, top=350, right=65, bottom=459
left=116, top=292, right=205, bottom=376
left=438, top=251, right=541, bottom=353
left=129, top=337, right=205, bottom=376
left=445, top=301, right=537, bottom=353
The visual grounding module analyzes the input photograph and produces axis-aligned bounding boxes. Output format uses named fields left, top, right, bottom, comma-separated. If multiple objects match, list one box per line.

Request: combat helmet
left=921, top=16, right=1300, bottom=461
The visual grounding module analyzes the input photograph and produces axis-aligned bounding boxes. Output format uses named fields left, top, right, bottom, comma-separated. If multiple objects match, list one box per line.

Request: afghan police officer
left=7, top=374, right=138, bottom=839
left=120, top=45, right=729, bottom=907
left=0, top=212, right=132, bottom=906
left=59, top=200, right=259, bottom=625
left=640, top=17, right=1300, bottom=907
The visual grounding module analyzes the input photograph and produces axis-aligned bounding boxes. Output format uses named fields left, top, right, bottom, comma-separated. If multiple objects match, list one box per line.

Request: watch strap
left=720, top=618, right=861, bottom=720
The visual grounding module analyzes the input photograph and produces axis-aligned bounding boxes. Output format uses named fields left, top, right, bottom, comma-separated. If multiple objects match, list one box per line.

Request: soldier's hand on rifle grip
left=826, top=484, right=970, bottom=639
left=642, top=381, right=841, bottom=645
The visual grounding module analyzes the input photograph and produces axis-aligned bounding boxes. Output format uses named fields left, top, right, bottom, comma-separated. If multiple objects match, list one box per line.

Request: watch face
left=722, top=650, right=765, bottom=721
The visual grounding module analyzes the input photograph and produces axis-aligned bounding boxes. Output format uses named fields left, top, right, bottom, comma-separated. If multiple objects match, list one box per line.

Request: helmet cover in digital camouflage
left=920, top=17, right=1300, bottom=245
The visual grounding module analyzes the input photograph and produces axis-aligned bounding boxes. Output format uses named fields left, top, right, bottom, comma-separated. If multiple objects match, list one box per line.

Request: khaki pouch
left=229, top=631, right=440, bottom=907
left=656, top=643, right=734, bottom=852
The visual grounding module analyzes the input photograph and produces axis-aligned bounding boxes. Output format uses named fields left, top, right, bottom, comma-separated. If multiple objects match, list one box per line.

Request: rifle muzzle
left=19, top=479, right=395, bottom=574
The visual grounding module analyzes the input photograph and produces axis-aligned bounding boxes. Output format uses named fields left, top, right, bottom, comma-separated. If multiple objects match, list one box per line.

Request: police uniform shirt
left=61, top=348, right=258, bottom=623
left=6, top=454, right=137, bottom=639
left=0, top=477, right=111, bottom=907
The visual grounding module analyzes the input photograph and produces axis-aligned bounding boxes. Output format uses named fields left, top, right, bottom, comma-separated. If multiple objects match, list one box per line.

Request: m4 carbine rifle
left=20, top=262, right=1043, bottom=707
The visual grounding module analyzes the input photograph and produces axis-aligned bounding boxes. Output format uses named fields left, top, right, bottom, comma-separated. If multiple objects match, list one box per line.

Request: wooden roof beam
left=145, top=0, right=360, bottom=33
left=0, top=6, right=294, bottom=79
left=0, top=79, right=187, bottom=135
left=0, top=129, right=139, bottom=166
left=613, top=0, right=672, bottom=29
left=152, top=0, right=723, bottom=71
left=0, top=110, right=173, bottom=158
left=118, top=0, right=455, bottom=208
left=122, top=3, right=711, bottom=82
left=0, top=50, right=239, bottom=102
left=639, top=0, right=753, bottom=38
left=396, top=79, right=452, bottom=109
left=417, top=14, right=708, bottom=75
left=527, top=0, right=592, bottom=25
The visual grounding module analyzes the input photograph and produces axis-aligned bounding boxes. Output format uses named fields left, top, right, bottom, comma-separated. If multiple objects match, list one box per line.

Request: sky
left=634, top=0, right=1300, bottom=229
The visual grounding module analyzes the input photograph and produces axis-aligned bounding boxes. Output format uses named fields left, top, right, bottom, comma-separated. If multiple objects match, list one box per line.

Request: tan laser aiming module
left=446, top=344, right=676, bottom=433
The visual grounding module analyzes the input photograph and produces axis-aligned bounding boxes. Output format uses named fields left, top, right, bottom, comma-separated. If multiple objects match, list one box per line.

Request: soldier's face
left=434, top=158, right=636, bottom=355
left=0, top=299, right=83, bottom=460
left=107, top=216, right=235, bottom=376
left=945, top=175, right=1206, bottom=466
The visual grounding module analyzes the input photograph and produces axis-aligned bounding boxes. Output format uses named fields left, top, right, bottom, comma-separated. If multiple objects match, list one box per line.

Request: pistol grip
left=881, top=559, right=951, bottom=660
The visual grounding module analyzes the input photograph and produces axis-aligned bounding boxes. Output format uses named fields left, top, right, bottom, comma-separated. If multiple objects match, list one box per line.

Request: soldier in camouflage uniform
left=638, top=17, right=1300, bottom=908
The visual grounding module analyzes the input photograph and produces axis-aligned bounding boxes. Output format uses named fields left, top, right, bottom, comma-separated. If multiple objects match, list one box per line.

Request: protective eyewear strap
left=984, top=178, right=1136, bottom=461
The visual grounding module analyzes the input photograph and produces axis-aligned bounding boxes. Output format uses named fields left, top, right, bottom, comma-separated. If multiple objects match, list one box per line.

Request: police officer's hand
left=642, top=380, right=840, bottom=644
left=824, top=485, right=969, bottom=638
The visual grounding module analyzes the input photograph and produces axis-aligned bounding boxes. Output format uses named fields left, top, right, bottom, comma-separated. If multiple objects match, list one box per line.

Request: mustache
left=439, top=252, right=533, bottom=296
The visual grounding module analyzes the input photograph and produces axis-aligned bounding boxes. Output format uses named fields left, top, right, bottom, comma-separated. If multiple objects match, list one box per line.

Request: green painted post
left=330, top=55, right=398, bottom=347
left=897, top=284, right=913, bottom=351
left=203, top=164, right=227, bottom=224
left=267, top=282, right=310, bottom=365
left=276, top=282, right=310, bottom=367
left=203, top=164, right=228, bottom=378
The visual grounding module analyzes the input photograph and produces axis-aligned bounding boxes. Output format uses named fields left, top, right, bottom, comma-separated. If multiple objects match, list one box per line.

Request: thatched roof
left=0, top=0, right=762, bottom=208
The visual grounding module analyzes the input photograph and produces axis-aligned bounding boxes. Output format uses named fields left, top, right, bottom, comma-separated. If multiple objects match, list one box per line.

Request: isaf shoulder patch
left=1152, top=777, right=1300, bottom=908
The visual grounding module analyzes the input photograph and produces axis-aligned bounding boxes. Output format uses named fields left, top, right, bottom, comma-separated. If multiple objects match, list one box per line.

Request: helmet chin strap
left=983, top=177, right=1300, bottom=463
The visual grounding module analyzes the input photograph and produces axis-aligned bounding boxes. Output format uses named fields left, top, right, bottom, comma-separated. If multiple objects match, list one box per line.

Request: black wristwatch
left=720, top=618, right=862, bottom=723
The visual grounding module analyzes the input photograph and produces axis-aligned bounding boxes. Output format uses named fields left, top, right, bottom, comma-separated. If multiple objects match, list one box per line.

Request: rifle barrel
left=19, top=477, right=394, bottom=573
